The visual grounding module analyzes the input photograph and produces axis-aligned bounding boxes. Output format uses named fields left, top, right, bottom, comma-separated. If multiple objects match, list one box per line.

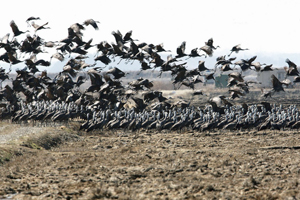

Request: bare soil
left=0, top=123, right=300, bottom=199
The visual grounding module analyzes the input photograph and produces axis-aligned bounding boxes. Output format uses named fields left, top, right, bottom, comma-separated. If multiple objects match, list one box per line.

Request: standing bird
left=228, top=44, right=249, bottom=56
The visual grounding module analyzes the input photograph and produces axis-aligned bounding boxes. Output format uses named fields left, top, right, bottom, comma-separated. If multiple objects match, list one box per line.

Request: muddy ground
left=0, top=122, right=300, bottom=199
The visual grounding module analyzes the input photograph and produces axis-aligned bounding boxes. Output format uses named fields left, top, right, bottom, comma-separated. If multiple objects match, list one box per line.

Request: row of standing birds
left=3, top=99, right=300, bottom=132
left=0, top=17, right=299, bottom=129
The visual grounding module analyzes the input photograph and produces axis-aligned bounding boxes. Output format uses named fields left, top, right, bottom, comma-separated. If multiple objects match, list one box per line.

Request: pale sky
left=1, top=0, right=300, bottom=72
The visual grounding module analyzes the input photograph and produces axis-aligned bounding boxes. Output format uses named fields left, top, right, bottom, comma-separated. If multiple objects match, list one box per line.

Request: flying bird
left=294, top=76, right=300, bottom=83
left=175, top=41, right=187, bottom=58
left=261, top=88, right=272, bottom=98
left=94, top=54, right=111, bottom=65
left=50, top=52, right=64, bottom=62
left=228, top=44, right=249, bottom=56
left=83, top=19, right=100, bottom=30
left=106, top=67, right=126, bottom=79
left=284, top=58, right=299, bottom=76
left=200, top=38, right=219, bottom=57
left=26, top=16, right=40, bottom=26
left=10, top=20, right=28, bottom=37
left=271, top=74, right=284, bottom=92
left=251, top=62, right=266, bottom=72
left=261, top=64, right=273, bottom=72
left=228, top=71, right=244, bottom=82
left=198, top=61, right=209, bottom=72
left=187, top=48, right=204, bottom=59
left=31, top=21, right=50, bottom=32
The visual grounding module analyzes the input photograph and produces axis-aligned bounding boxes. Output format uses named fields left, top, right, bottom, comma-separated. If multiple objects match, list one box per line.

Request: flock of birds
left=5, top=99, right=300, bottom=132
left=0, top=17, right=300, bottom=132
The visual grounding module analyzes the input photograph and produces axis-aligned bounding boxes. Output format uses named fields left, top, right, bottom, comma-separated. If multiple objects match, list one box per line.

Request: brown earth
left=0, top=122, right=300, bottom=199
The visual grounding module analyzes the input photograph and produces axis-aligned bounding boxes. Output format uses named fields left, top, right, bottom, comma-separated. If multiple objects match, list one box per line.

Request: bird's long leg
left=137, top=70, right=142, bottom=75
left=173, top=83, right=176, bottom=90
left=177, top=83, right=183, bottom=90
left=124, top=58, right=130, bottom=64
left=117, top=58, right=123, bottom=65
left=157, top=71, right=162, bottom=78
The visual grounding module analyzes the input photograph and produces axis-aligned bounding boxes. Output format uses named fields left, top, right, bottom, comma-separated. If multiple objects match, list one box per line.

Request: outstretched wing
left=271, top=74, right=284, bottom=92
left=10, top=20, right=20, bottom=35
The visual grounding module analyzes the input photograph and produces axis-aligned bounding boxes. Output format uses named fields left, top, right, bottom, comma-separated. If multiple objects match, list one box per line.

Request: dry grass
left=20, top=129, right=80, bottom=150
left=0, top=124, right=80, bottom=166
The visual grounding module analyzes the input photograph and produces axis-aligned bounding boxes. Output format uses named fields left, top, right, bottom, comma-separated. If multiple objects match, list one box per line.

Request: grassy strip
left=0, top=123, right=82, bottom=166
left=20, top=126, right=80, bottom=150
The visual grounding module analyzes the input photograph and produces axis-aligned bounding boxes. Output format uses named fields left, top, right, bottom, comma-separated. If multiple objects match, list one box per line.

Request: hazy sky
left=1, top=0, right=300, bottom=71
